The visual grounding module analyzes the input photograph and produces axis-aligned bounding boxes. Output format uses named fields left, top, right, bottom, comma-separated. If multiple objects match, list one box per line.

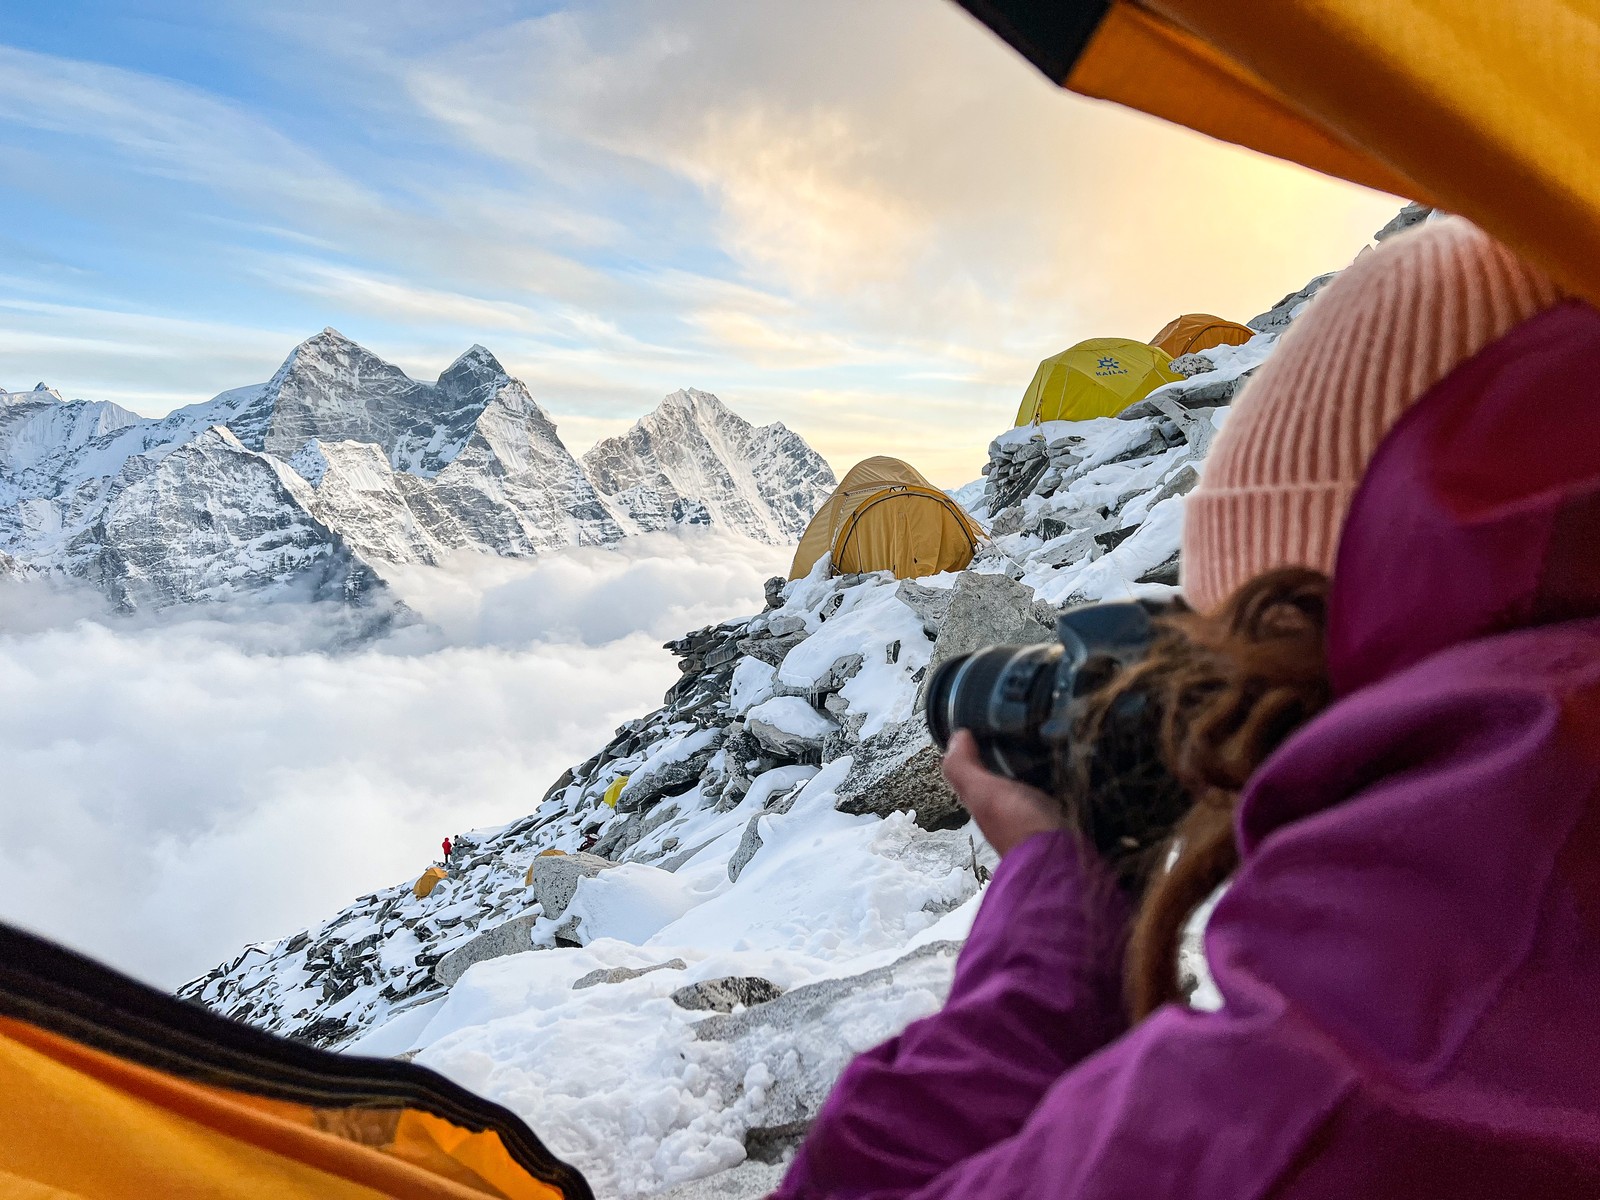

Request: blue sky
left=0, top=0, right=1400, bottom=482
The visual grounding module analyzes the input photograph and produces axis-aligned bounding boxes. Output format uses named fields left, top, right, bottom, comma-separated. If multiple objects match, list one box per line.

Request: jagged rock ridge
left=0, top=335, right=833, bottom=612
left=583, top=389, right=836, bottom=543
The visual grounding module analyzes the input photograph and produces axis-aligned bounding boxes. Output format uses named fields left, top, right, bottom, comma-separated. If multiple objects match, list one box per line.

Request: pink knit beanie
left=1181, top=217, right=1564, bottom=614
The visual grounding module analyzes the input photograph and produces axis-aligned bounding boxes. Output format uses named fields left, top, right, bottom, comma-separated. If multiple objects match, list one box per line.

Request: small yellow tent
left=1014, top=338, right=1184, bottom=426
left=413, top=865, right=448, bottom=900
left=790, top=457, right=982, bottom=581
left=1150, top=314, right=1255, bottom=359
left=601, top=776, right=629, bottom=808
left=0, top=920, right=593, bottom=1199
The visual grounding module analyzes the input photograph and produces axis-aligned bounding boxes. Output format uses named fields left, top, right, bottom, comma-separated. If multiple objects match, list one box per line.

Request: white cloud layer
left=0, top=533, right=789, bottom=988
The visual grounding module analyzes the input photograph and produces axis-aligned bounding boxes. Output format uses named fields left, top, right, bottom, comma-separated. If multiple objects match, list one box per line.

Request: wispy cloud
left=0, top=2, right=1400, bottom=481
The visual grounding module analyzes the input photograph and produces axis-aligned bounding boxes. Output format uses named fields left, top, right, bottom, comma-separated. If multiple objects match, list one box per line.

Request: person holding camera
left=775, top=217, right=1600, bottom=1198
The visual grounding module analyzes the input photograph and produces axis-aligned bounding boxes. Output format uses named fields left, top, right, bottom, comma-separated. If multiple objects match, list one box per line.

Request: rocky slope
left=180, top=213, right=1423, bottom=1196
left=176, top=308, right=1301, bottom=1196
left=0, top=336, right=833, bottom=613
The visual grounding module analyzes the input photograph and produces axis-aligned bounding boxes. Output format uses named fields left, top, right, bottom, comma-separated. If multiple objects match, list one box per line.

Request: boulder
left=525, top=851, right=616, bottom=919
left=775, top=651, right=863, bottom=696
left=671, top=976, right=785, bottom=1013
left=617, top=728, right=724, bottom=813
left=895, top=579, right=953, bottom=636
left=434, top=911, right=542, bottom=987
left=762, top=576, right=787, bottom=610
left=571, top=958, right=688, bottom=990
left=925, top=572, right=1056, bottom=678
left=690, top=942, right=964, bottom=1161
left=1166, top=351, right=1215, bottom=377
left=745, top=696, right=840, bottom=760
left=736, top=630, right=807, bottom=666
left=832, top=717, right=966, bottom=830
left=1374, top=201, right=1433, bottom=242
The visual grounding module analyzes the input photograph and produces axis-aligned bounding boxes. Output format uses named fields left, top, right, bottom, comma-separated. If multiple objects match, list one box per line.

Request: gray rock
left=434, top=911, right=542, bottom=987
left=617, top=731, right=724, bottom=813
left=1249, top=271, right=1338, bottom=334
left=571, top=958, right=688, bottom=990
left=671, top=976, right=785, bottom=1013
left=695, top=941, right=960, bottom=1045
left=736, top=631, right=807, bottom=666
left=1167, top=352, right=1215, bottom=377
left=525, top=851, right=616, bottom=920
left=1374, top=201, right=1433, bottom=242
left=687, top=942, right=964, bottom=1160
left=895, top=578, right=953, bottom=635
left=763, top=576, right=788, bottom=610
left=727, top=780, right=807, bottom=882
left=746, top=699, right=839, bottom=760
left=925, top=572, right=1055, bottom=678
left=832, top=718, right=966, bottom=830
left=659, top=1160, right=787, bottom=1200
left=764, top=612, right=807, bottom=638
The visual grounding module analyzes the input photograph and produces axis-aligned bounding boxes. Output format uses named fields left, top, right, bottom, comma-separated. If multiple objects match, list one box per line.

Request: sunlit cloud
left=0, top=1, right=1400, bottom=480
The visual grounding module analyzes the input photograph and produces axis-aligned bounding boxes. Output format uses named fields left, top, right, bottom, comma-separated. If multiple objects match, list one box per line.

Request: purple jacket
left=778, top=301, right=1600, bottom=1198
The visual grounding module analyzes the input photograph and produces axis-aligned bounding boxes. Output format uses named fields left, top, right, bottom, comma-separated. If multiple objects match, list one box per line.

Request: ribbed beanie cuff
left=1181, top=217, right=1564, bottom=614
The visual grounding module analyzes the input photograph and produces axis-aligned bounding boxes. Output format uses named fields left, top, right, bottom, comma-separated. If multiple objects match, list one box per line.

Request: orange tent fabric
left=414, top=866, right=449, bottom=900
left=951, top=1, right=1600, bottom=313
left=0, top=921, right=591, bottom=1199
left=791, top=457, right=982, bottom=580
left=1150, top=313, right=1255, bottom=358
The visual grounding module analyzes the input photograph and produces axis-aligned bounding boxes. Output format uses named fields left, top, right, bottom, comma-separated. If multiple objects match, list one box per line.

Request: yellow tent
left=601, top=776, right=629, bottom=808
left=790, top=457, right=982, bottom=581
left=1014, top=339, right=1183, bottom=426
left=1150, top=314, right=1255, bottom=359
left=413, top=865, right=448, bottom=900
left=0, top=920, right=592, bottom=1199
left=950, top=1, right=1600, bottom=314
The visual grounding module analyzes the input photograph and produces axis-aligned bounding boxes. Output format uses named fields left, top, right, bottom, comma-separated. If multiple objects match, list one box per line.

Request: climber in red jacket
left=441, top=836, right=453, bottom=864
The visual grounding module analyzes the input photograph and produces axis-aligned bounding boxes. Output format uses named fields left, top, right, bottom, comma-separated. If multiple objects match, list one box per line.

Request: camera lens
left=925, top=641, right=1064, bottom=788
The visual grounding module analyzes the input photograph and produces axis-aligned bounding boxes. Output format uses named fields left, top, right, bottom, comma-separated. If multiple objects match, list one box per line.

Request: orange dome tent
left=790, top=457, right=982, bottom=581
left=1150, top=313, right=1255, bottom=359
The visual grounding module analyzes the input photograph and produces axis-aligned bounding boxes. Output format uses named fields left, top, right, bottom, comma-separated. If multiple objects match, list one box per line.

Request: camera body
left=924, top=601, right=1166, bottom=791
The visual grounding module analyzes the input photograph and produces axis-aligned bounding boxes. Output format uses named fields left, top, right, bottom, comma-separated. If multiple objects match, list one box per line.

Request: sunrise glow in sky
left=0, top=1, right=1400, bottom=484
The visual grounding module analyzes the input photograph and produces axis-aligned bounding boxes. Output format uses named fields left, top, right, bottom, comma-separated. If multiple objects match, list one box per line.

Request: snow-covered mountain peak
left=0, top=333, right=836, bottom=612
left=660, top=386, right=728, bottom=415
left=582, top=388, right=836, bottom=545
left=2, top=382, right=65, bottom=407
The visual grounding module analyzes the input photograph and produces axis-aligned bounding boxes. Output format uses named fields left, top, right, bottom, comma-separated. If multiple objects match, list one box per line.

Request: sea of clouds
left=0, top=531, right=788, bottom=989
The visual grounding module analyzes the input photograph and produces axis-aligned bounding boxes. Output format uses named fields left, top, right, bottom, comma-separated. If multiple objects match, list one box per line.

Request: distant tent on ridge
left=1014, top=338, right=1183, bottom=426
left=1150, top=313, right=1255, bottom=359
left=413, top=865, right=448, bottom=900
left=790, top=457, right=981, bottom=581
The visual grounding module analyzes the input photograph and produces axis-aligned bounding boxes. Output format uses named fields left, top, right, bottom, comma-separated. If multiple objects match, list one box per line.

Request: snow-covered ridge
left=583, top=388, right=836, bottom=544
left=0, top=335, right=836, bottom=614
left=181, top=210, right=1415, bottom=1195
left=181, top=316, right=1310, bottom=1194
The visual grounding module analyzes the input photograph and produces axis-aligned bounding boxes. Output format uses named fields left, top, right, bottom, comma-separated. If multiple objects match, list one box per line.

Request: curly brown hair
left=1058, top=567, right=1332, bottom=1018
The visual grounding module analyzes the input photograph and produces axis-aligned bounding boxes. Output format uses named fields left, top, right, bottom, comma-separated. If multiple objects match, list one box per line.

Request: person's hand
left=941, top=729, right=1067, bottom=858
